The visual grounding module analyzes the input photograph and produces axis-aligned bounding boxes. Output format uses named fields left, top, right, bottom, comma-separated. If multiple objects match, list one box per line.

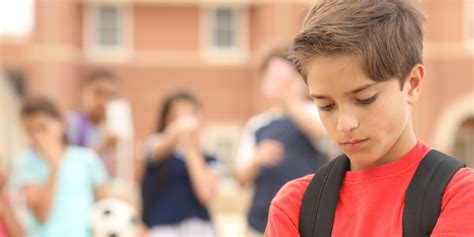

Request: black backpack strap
left=299, top=155, right=350, bottom=237
left=403, top=150, right=466, bottom=237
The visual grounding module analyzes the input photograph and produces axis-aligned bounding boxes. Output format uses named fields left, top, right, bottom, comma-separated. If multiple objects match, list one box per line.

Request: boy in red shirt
left=265, top=0, right=474, bottom=236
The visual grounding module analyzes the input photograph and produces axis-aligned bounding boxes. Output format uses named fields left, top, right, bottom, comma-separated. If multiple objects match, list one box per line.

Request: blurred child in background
left=235, top=46, right=333, bottom=235
left=66, top=71, right=119, bottom=176
left=141, top=91, right=220, bottom=237
left=14, top=97, right=108, bottom=237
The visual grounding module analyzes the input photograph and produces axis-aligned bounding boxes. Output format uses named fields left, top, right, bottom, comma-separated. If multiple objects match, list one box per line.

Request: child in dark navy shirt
left=141, top=91, right=220, bottom=237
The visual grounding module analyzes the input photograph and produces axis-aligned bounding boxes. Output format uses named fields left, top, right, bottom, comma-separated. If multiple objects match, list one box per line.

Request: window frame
left=200, top=5, right=248, bottom=64
left=83, top=2, right=133, bottom=62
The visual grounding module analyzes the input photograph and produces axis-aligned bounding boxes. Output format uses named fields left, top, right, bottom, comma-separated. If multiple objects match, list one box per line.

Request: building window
left=84, top=4, right=132, bottom=61
left=201, top=6, right=248, bottom=64
left=96, top=6, right=122, bottom=48
left=212, top=8, right=238, bottom=49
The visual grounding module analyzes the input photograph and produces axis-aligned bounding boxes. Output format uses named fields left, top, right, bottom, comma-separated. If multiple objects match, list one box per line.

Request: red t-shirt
left=265, top=141, right=474, bottom=236
left=0, top=221, right=6, bottom=237
left=0, top=220, right=6, bottom=237
left=0, top=197, right=7, bottom=237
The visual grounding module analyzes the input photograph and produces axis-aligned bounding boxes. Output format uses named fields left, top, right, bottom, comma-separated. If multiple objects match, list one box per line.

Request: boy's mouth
left=341, top=138, right=368, bottom=144
left=340, top=139, right=369, bottom=150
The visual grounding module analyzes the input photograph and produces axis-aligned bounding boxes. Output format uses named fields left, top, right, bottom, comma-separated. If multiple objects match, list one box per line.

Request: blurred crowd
left=0, top=46, right=338, bottom=237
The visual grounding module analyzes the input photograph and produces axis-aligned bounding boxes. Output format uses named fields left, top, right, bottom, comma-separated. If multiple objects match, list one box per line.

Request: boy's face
left=81, top=78, right=117, bottom=123
left=305, top=54, right=423, bottom=170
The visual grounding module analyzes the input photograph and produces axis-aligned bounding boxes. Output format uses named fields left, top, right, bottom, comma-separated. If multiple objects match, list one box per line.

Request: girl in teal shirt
left=15, top=97, right=108, bottom=237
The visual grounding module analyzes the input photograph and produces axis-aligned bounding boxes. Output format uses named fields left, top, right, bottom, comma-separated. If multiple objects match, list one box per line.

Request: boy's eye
left=318, top=104, right=335, bottom=112
left=356, top=95, right=377, bottom=105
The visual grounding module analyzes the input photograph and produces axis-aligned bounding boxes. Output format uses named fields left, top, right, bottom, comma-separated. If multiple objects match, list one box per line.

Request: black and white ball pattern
left=91, top=198, right=141, bottom=237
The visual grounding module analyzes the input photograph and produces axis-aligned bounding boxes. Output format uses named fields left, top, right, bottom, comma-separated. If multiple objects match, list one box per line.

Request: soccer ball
left=91, top=198, right=141, bottom=237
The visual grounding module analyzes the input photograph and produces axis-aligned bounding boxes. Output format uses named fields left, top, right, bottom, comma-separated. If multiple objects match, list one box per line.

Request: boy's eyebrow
left=347, top=83, right=378, bottom=95
left=310, top=83, right=378, bottom=99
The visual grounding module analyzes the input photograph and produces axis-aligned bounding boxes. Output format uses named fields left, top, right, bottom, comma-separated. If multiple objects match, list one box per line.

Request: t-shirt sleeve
left=84, top=149, right=108, bottom=187
left=265, top=201, right=300, bottom=237
left=235, top=122, right=257, bottom=169
left=265, top=175, right=313, bottom=236
left=142, top=134, right=164, bottom=161
left=13, top=152, right=44, bottom=190
left=431, top=167, right=474, bottom=236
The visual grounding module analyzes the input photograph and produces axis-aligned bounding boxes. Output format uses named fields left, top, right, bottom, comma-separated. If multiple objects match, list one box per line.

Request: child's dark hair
left=21, top=97, right=62, bottom=120
left=82, top=70, right=118, bottom=87
left=156, top=91, right=202, bottom=133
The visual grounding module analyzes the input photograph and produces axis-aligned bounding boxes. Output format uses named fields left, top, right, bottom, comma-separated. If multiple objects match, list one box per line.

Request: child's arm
left=94, top=184, right=110, bottom=200
left=22, top=163, right=60, bottom=223
left=22, top=130, right=64, bottom=223
left=151, top=133, right=178, bottom=161
left=235, top=140, right=283, bottom=186
left=283, top=100, right=327, bottom=143
left=0, top=196, right=25, bottom=237
left=180, top=125, right=219, bottom=207
left=147, top=119, right=185, bottom=162
left=87, top=150, right=109, bottom=201
left=183, top=148, right=219, bottom=207
left=0, top=169, right=24, bottom=237
left=92, top=131, right=117, bottom=155
left=279, top=77, right=327, bottom=143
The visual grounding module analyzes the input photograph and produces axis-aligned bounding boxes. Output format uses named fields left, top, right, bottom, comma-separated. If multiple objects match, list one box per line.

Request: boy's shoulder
left=444, top=167, right=474, bottom=198
left=432, top=166, right=474, bottom=234
left=452, top=166, right=474, bottom=180
left=270, top=174, right=314, bottom=221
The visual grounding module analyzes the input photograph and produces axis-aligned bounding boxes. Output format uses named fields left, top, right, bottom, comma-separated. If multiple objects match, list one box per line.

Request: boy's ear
left=405, top=64, right=425, bottom=104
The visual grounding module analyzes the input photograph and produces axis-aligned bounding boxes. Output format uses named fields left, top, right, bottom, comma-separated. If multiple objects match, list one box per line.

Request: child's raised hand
left=255, top=140, right=284, bottom=167
left=103, top=130, right=118, bottom=149
left=279, top=76, right=307, bottom=110
left=176, top=115, right=201, bottom=151
left=262, top=58, right=295, bottom=100
left=31, top=124, right=64, bottom=167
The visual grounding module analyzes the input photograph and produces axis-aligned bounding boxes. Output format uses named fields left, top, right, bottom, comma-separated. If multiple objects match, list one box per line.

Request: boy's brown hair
left=21, top=97, right=62, bottom=120
left=290, top=0, right=425, bottom=88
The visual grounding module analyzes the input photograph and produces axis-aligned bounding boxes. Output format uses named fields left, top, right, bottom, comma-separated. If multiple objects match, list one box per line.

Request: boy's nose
left=336, top=111, right=359, bottom=134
